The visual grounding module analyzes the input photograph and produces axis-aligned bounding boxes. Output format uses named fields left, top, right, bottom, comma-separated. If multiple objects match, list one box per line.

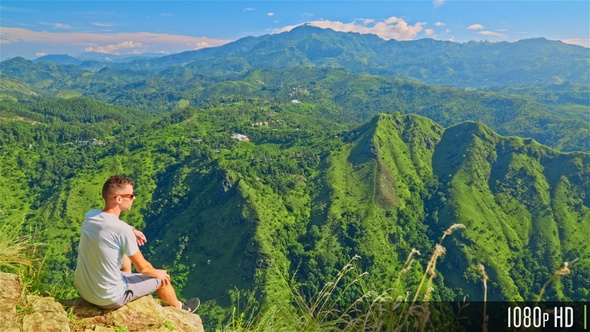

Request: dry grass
left=535, top=259, right=577, bottom=305
left=0, top=215, right=37, bottom=272
left=478, top=264, right=489, bottom=332
left=220, top=224, right=467, bottom=332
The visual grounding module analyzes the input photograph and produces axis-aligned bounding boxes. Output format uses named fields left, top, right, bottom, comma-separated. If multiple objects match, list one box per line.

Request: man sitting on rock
left=74, top=175, right=199, bottom=312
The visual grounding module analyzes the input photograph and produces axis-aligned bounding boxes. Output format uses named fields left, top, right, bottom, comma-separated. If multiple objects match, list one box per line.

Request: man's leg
left=101, top=273, right=163, bottom=310
left=115, top=272, right=182, bottom=309
left=156, top=281, right=181, bottom=308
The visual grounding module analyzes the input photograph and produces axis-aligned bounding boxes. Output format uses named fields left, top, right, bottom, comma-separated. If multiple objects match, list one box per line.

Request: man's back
left=74, top=209, right=138, bottom=307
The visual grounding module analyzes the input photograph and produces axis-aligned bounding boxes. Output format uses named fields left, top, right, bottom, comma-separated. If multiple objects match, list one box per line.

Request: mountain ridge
left=14, top=26, right=588, bottom=88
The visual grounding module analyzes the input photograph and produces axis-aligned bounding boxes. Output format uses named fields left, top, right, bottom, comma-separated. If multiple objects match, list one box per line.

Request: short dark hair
left=102, top=175, right=134, bottom=199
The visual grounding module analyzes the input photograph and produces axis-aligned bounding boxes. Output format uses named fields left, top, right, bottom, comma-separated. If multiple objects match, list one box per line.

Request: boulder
left=63, top=296, right=204, bottom=332
left=0, top=272, right=204, bottom=332
left=22, top=295, right=70, bottom=332
left=0, top=272, right=22, bottom=332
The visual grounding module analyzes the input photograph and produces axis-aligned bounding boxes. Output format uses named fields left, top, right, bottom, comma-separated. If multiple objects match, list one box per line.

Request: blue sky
left=1, top=1, right=588, bottom=60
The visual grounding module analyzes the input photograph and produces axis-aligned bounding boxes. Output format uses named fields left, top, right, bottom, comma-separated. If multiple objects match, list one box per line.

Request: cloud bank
left=0, top=27, right=232, bottom=56
left=274, top=16, right=426, bottom=41
left=84, top=41, right=144, bottom=54
left=478, top=31, right=507, bottom=38
left=561, top=38, right=590, bottom=48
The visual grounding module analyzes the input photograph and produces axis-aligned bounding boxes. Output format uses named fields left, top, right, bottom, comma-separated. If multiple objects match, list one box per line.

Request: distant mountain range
left=26, top=25, right=589, bottom=89
left=33, top=52, right=164, bottom=65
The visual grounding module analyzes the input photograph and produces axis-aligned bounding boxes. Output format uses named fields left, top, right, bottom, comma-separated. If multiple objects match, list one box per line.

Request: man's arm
left=132, top=228, right=147, bottom=246
left=128, top=250, right=170, bottom=285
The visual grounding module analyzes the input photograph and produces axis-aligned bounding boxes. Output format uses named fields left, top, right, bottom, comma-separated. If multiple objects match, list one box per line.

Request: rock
left=161, top=306, right=204, bottom=331
left=22, top=295, right=70, bottom=332
left=63, top=296, right=204, bottom=332
left=0, top=272, right=22, bottom=332
left=0, top=272, right=204, bottom=332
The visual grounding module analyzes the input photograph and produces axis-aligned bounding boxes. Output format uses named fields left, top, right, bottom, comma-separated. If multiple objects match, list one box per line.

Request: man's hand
left=133, top=228, right=147, bottom=246
left=155, top=269, right=170, bottom=286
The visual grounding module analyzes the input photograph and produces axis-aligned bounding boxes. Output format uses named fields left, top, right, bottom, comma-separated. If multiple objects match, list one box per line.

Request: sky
left=1, top=1, right=589, bottom=61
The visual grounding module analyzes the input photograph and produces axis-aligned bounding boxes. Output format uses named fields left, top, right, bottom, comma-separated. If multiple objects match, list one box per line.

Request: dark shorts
left=99, top=273, right=161, bottom=309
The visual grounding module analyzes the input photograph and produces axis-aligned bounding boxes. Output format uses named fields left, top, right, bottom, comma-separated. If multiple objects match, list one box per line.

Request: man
left=74, top=175, right=199, bottom=312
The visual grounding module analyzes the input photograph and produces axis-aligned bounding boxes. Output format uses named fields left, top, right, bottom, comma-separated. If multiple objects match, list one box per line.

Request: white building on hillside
left=232, top=133, right=250, bottom=142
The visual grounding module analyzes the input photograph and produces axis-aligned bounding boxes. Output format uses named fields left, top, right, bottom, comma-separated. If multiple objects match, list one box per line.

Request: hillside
left=2, top=105, right=588, bottom=330
left=0, top=64, right=587, bottom=152
left=148, top=112, right=590, bottom=305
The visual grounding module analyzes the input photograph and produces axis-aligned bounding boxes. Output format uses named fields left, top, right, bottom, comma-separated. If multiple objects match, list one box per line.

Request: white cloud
left=35, top=51, right=47, bottom=57
left=195, top=41, right=211, bottom=48
left=243, top=8, right=255, bottom=12
left=267, top=12, right=275, bottom=17
left=0, top=27, right=232, bottom=55
left=39, top=22, right=71, bottom=29
left=478, top=31, right=507, bottom=38
left=84, top=41, right=143, bottom=54
left=433, top=0, right=446, bottom=8
left=92, top=22, right=114, bottom=27
left=53, top=23, right=71, bottom=29
left=560, top=38, right=590, bottom=48
left=434, top=22, right=446, bottom=27
left=274, top=16, right=426, bottom=41
left=468, top=24, right=484, bottom=30
left=424, top=29, right=435, bottom=37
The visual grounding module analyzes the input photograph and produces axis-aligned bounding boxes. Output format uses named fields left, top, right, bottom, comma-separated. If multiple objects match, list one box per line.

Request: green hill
left=2, top=105, right=588, bottom=318
left=0, top=77, right=40, bottom=102
left=1, top=63, right=587, bottom=152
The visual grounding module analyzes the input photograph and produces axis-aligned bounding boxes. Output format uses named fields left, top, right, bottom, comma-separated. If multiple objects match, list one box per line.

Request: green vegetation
left=1, top=99, right=588, bottom=330
left=0, top=215, right=36, bottom=273
left=0, top=26, right=588, bottom=330
left=2, top=61, right=587, bottom=152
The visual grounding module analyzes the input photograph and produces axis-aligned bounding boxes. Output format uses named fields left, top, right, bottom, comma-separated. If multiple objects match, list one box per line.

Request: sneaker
left=180, top=298, right=200, bottom=313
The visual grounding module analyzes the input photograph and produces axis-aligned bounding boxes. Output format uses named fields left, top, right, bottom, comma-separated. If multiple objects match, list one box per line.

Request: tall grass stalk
left=395, top=223, right=464, bottom=332
left=290, top=254, right=370, bottom=331
left=478, top=264, right=489, bottom=332
left=410, top=224, right=465, bottom=306
left=535, top=260, right=575, bottom=305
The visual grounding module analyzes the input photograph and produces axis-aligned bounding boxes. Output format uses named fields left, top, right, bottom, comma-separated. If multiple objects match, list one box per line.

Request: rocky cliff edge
left=0, top=271, right=204, bottom=331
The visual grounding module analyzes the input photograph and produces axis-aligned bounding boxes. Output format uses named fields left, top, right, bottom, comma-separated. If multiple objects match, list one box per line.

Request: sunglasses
left=115, top=193, right=136, bottom=199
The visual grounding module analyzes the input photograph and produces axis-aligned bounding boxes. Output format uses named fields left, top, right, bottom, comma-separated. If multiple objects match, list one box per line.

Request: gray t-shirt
left=74, top=210, right=139, bottom=306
